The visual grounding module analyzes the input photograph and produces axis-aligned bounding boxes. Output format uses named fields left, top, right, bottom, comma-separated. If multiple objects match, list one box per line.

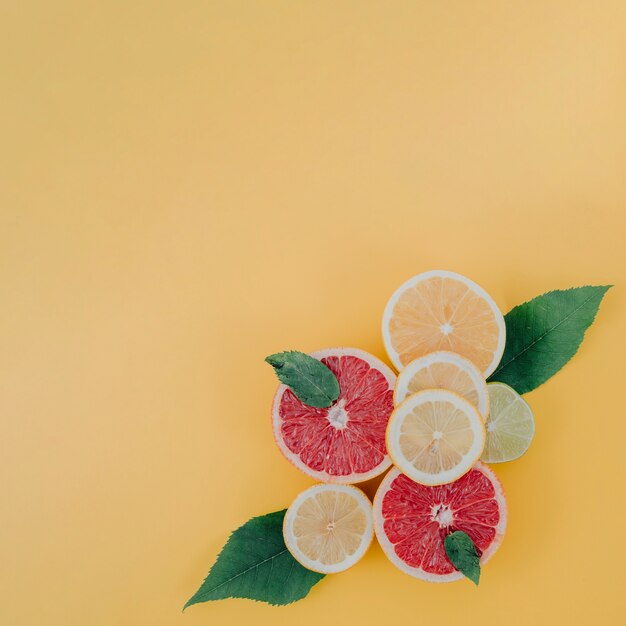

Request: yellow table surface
left=2, top=2, right=625, bottom=625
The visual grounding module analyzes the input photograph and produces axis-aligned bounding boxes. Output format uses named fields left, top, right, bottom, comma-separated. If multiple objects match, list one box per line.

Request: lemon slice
left=382, top=270, right=506, bottom=377
left=283, top=484, right=374, bottom=574
left=394, top=350, right=489, bottom=420
left=481, top=382, right=535, bottom=463
left=386, top=389, right=485, bottom=486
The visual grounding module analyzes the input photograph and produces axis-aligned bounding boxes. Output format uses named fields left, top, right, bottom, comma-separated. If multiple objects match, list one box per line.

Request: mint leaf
left=184, top=510, right=325, bottom=608
left=265, top=351, right=340, bottom=408
left=444, top=531, right=480, bottom=585
left=488, top=286, right=611, bottom=394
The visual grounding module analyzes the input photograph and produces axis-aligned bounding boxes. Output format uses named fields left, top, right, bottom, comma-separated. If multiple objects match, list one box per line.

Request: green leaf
left=184, top=510, right=325, bottom=608
left=488, top=285, right=611, bottom=394
left=265, top=350, right=340, bottom=408
left=444, top=531, right=481, bottom=585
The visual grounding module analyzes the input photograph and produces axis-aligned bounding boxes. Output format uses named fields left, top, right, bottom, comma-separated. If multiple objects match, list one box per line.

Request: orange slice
left=382, top=270, right=506, bottom=377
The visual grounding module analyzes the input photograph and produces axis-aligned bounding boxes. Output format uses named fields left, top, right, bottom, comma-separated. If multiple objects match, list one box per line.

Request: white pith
left=432, top=504, right=453, bottom=526
left=327, top=399, right=349, bottom=429
left=373, top=463, right=508, bottom=583
left=283, top=483, right=374, bottom=574
left=381, top=269, right=506, bottom=377
left=393, top=350, right=489, bottom=420
left=386, top=389, right=486, bottom=486
left=271, top=347, right=396, bottom=483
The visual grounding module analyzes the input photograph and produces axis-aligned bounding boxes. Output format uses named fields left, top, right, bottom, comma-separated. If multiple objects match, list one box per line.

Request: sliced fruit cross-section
left=283, top=484, right=374, bottom=574
left=394, top=351, right=489, bottom=420
left=382, top=270, right=506, bottom=377
left=272, top=348, right=396, bottom=483
left=482, top=382, right=535, bottom=463
left=373, top=463, right=507, bottom=582
left=386, top=389, right=485, bottom=486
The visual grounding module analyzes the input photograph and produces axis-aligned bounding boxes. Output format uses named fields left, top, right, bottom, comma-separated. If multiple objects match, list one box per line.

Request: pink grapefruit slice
left=373, top=463, right=507, bottom=582
left=272, top=348, right=396, bottom=483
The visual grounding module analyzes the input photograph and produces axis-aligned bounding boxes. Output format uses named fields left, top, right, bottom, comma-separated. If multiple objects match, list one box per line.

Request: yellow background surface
left=2, top=2, right=625, bottom=625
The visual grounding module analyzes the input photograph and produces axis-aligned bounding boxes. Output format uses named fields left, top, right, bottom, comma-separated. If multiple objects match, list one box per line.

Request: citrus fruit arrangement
left=186, top=272, right=610, bottom=608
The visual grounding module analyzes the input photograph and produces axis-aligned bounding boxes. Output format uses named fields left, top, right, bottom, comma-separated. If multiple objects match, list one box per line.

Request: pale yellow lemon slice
left=386, top=389, right=485, bottom=486
left=283, top=484, right=374, bottom=574
left=382, top=270, right=505, bottom=377
left=394, top=350, right=489, bottom=420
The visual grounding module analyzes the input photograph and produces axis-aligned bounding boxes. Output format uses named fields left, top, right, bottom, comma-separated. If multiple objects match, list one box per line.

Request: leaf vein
left=491, top=291, right=599, bottom=377
left=200, top=548, right=289, bottom=596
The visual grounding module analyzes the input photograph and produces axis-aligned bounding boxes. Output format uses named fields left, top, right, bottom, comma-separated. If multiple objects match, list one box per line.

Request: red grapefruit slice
left=373, top=463, right=507, bottom=582
left=272, top=348, right=396, bottom=483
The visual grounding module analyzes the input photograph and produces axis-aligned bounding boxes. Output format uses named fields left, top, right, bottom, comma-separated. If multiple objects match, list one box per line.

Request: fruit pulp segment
left=407, top=362, right=479, bottom=407
left=382, top=469, right=500, bottom=575
left=399, top=401, right=474, bottom=473
left=279, top=355, right=393, bottom=477
left=390, top=275, right=500, bottom=371
left=293, top=491, right=367, bottom=565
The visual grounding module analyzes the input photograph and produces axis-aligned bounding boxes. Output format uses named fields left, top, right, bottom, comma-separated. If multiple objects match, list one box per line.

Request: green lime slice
left=481, top=382, right=535, bottom=463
